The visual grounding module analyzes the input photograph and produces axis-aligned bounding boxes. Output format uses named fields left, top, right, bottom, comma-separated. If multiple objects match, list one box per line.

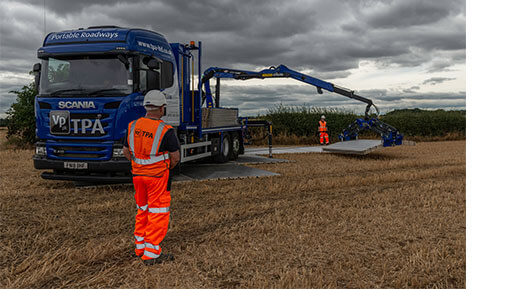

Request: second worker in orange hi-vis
left=318, top=115, right=329, bottom=145
left=123, top=90, right=180, bottom=266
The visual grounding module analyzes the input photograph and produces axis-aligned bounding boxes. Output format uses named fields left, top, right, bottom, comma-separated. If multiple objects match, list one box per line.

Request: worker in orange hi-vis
left=318, top=115, right=329, bottom=145
left=123, top=90, right=180, bottom=266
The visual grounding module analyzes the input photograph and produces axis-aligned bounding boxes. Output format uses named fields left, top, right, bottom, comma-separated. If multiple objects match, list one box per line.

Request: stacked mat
left=202, top=108, right=239, bottom=128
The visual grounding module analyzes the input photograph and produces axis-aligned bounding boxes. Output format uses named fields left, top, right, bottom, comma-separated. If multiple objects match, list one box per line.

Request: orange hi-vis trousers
left=320, top=132, right=329, bottom=144
left=133, top=171, right=171, bottom=260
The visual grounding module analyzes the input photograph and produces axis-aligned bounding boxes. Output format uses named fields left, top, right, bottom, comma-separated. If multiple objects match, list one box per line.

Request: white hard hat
left=321, top=115, right=325, bottom=119
left=143, top=90, right=166, bottom=107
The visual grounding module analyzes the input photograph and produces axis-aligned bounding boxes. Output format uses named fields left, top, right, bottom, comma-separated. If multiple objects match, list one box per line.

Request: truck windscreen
left=39, top=56, right=132, bottom=96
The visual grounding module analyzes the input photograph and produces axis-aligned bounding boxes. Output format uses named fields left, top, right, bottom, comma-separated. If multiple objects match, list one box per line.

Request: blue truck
left=32, top=26, right=402, bottom=183
left=32, top=26, right=247, bottom=183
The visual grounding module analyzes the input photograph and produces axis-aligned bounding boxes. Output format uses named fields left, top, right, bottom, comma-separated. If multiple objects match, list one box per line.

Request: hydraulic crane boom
left=201, top=64, right=403, bottom=147
left=202, top=64, right=379, bottom=118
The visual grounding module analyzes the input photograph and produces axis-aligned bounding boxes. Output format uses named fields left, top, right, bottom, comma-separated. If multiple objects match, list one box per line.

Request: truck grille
left=51, top=145, right=104, bottom=158
left=47, top=141, right=112, bottom=161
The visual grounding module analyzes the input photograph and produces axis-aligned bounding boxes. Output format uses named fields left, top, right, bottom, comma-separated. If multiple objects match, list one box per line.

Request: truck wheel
left=231, top=132, right=241, bottom=160
left=213, top=133, right=232, bottom=163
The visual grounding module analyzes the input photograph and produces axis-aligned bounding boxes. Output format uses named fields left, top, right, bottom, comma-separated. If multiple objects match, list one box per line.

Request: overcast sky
left=0, top=0, right=465, bottom=117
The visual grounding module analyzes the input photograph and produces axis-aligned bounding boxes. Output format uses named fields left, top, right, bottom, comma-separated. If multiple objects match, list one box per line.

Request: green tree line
left=257, top=104, right=465, bottom=141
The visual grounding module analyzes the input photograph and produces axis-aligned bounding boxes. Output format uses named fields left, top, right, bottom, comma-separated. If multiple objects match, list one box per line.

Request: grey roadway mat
left=172, top=154, right=287, bottom=182
left=322, top=140, right=416, bottom=155
left=244, top=141, right=412, bottom=156
left=322, top=140, right=383, bottom=155
left=177, top=163, right=279, bottom=181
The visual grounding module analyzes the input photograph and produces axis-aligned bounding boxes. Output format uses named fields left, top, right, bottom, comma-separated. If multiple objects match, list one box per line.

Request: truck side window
left=161, top=61, right=174, bottom=88
left=139, top=70, right=147, bottom=92
left=139, top=56, right=160, bottom=92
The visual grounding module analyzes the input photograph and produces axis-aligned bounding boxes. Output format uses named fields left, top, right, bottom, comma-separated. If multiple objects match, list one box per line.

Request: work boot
left=143, top=253, right=175, bottom=266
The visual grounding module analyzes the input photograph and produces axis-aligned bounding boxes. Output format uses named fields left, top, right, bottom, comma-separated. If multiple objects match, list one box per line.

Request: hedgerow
left=256, top=105, right=465, bottom=142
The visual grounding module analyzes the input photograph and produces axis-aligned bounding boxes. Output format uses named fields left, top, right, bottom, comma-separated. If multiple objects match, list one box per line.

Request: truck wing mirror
left=32, top=63, right=41, bottom=94
left=33, top=63, right=41, bottom=72
left=147, top=59, right=159, bottom=70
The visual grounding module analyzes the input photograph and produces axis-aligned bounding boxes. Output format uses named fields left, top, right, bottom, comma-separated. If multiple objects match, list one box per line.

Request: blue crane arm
left=201, top=64, right=403, bottom=147
left=201, top=64, right=379, bottom=118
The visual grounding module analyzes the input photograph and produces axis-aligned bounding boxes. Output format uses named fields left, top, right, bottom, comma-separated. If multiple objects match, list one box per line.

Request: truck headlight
left=112, top=147, right=125, bottom=158
left=35, top=146, right=47, bottom=156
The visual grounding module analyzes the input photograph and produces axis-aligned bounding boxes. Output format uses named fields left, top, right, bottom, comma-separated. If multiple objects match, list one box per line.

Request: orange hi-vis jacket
left=319, top=120, right=327, bottom=132
left=127, top=117, right=172, bottom=177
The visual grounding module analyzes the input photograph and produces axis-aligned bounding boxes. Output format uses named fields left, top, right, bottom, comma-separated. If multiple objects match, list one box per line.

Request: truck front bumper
left=33, top=156, right=132, bottom=183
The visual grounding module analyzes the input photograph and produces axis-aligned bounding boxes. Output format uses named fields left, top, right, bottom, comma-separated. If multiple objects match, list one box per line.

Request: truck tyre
left=230, top=132, right=241, bottom=160
left=213, top=133, right=232, bottom=163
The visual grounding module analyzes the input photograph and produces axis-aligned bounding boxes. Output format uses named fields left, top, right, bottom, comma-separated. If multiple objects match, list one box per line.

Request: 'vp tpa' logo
left=52, top=114, right=67, bottom=128
left=134, top=129, right=153, bottom=138
left=50, top=111, right=70, bottom=135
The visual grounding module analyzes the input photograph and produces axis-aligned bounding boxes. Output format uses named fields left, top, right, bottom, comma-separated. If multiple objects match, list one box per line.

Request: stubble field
left=0, top=140, right=465, bottom=288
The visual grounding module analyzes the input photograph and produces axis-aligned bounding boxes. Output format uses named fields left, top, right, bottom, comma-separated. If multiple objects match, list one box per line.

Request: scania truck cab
left=33, top=26, right=244, bottom=183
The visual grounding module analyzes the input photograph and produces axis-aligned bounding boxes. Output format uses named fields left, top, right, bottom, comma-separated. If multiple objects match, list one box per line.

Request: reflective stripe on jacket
left=127, top=117, right=172, bottom=177
left=319, top=120, right=327, bottom=132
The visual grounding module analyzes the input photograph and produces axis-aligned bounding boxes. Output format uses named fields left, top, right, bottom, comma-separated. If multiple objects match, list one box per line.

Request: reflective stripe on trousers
left=148, top=207, right=170, bottom=213
left=143, top=250, right=160, bottom=259
left=145, top=242, right=160, bottom=250
left=134, top=235, right=145, bottom=254
left=137, top=204, right=148, bottom=211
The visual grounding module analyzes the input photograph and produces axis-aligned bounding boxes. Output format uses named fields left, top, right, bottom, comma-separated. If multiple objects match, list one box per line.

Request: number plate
left=50, top=111, right=70, bottom=135
left=64, top=162, right=88, bottom=169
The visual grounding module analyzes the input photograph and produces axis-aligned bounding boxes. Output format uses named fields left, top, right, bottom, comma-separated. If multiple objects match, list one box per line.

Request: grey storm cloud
left=402, top=86, right=421, bottom=93
left=422, top=77, right=456, bottom=85
left=363, top=1, right=460, bottom=29
left=0, top=0, right=465, bottom=117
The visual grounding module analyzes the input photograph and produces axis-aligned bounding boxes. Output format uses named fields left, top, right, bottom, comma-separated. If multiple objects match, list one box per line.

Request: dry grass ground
left=0, top=138, right=465, bottom=288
